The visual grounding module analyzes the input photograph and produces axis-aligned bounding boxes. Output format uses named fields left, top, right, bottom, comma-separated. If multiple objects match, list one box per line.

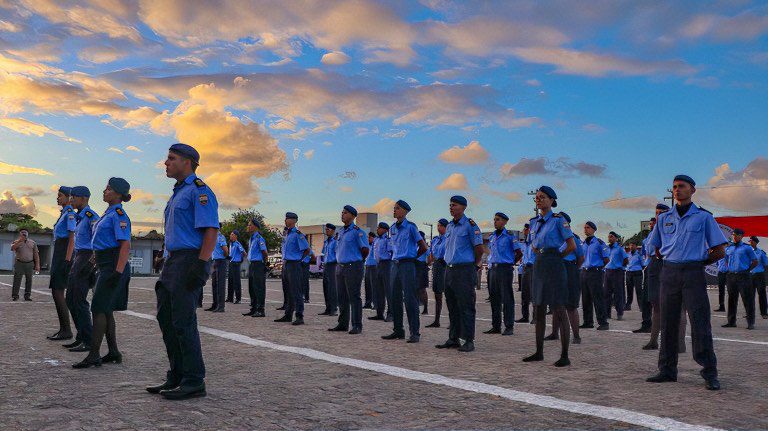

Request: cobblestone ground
left=1, top=273, right=766, bottom=430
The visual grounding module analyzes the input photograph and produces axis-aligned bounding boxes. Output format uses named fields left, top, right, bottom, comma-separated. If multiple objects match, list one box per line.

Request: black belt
left=213, top=258, right=226, bottom=261
left=730, top=270, right=751, bottom=275
left=394, top=258, right=416, bottom=263
left=447, top=263, right=473, bottom=268
left=230, top=260, right=242, bottom=264
left=167, top=249, right=198, bottom=257
left=284, top=259, right=300, bottom=263
left=664, top=261, right=705, bottom=268
left=536, top=248, right=560, bottom=255
left=583, top=266, right=604, bottom=272
left=605, top=268, right=624, bottom=272
left=16, top=259, right=33, bottom=263
left=490, top=263, right=514, bottom=268
left=435, top=258, right=446, bottom=264
left=525, top=264, right=533, bottom=268
left=339, top=260, right=363, bottom=266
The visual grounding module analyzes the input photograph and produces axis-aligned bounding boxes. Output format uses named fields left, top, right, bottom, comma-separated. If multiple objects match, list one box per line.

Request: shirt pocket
left=684, top=223, right=702, bottom=243
left=662, top=222, right=676, bottom=235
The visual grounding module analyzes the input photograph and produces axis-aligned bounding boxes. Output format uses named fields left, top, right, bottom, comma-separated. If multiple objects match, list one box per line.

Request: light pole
left=423, top=222, right=434, bottom=242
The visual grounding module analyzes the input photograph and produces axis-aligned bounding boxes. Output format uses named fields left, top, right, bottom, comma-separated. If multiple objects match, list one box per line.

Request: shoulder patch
left=67, top=207, right=74, bottom=213
left=699, top=207, right=713, bottom=214
left=198, top=194, right=208, bottom=205
left=353, top=225, right=359, bottom=230
left=115, top=208, right=125, bottom=216
left=194, top=178, right=206, bottom=188
left=468, top=219, right=476, bottom=226
left=553, top=213, right=561, bottom=218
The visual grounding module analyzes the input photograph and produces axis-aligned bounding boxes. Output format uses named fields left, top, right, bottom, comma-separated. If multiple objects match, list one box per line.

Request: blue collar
left=106, top=203, right=123, bottom=213
left=451, top=215, right=467, bottom=225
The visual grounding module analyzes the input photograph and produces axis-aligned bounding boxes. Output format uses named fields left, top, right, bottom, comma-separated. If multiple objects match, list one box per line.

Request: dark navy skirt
left=564, top=260, right=580, bottom=309
left=532, top=248, right=568, bottom=307
left=91, top=248, right=130, bottom=313
left=49, top=237, right=71, bottom=290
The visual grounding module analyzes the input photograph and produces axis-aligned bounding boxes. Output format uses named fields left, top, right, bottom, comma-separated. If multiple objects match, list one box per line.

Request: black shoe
left=721, top=323, right=736, bottom=328
left=425, top=321, right=440, bottom=328
left=243, top=311, right=255, bottom=316
left=24, top=297, right=32, bottom=301
left=747, top=324, right=755, bottom=330
left=225, top=299, right=233, bottom=303
left=713, top=306, right=725, bottom=312
left=101, top=352, right=123, bottom=364
left=276, top=306, right=285, bottom=311
left=328, top=312, right=338, bottom=316
left=213, top=308, right=224, bottom=313
left=368, top=315, right=384, bottom=320
left=642, top=342, right=658, bottom=350
left=234, top=300, right=241, bottom=304
left=146, top=380, right=180, bottom=394
left=632, top=327, right=651, bottom=333
left=12, top=296, right=18, bottom=301
left=458, top=341, right=475, bottom=352
left=318, top=311, right=331, bottom=316
left=47, top=332, right=73, bottom=341
left=483, top=328, right=501, bottom=334
left=384, top=316, right=392, bottom=322
left=515, top=317, right=529, bottom=323
left=363, top=304, right=373, bottom=309
left=274, top=315, right=292, bottom=323
left=204, top=306, right=216, bottom=311
left=160, top=383, right=207, bottom=400
left=406, top=335, right=420, bottom=343
left=348, top=328, right=362, bottom=335
left=382, top=332, right=405, bottom=340
left=502, top=327, right=514, bottom=336
left=328, top=326, right=348, bottom=332
left=435, top=340, right=460, bottom=349
left=646, top=373, right=677, bottom=383
left=69, top=344, right=91, bottom=352
left=705, top=377, right=721, bottom=391
left=63, top=340, right=81, bottom=348
left=544, top=333, right=558, bottom=341
left=596, top=324, right=610, bottom=331
left=624, top=305, right=632, bottom=311
left=579, top=323, right=594, bottom=329
left=291, top=318, right=304, bottom=326
left=554, top=357, right=570, bottom=367
left=253, top=311, right=265, bottom=317
left=421, top=309, right=428, bottom=315
left=572, top=336, right=581, bottom=344
left=522, top=352, right=544, bottom=362
left=304, top=299, right=310, bottom=303
left=72, top=356, right=102, bottom=369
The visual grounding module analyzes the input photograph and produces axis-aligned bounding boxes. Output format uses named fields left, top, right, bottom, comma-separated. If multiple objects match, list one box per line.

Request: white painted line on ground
left=119, top=308, right=723, bottom=431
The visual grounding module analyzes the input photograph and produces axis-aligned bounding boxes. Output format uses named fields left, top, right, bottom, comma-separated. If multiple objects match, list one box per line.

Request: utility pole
left=423, top=222, right=433, bottom=242
left=527, top=190, right=538, bottom=217
left=663, top=188, right=674, bottom=207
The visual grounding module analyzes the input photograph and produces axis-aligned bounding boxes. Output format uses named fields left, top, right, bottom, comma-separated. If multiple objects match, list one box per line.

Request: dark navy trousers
left=390, top=260, right=420, bottom=337
left=445, top=264, right=476, bottom=342
left=336, top=261, right=364, bottom=330
left=211, top=259, right=227, bottom=310
left=581, top=269, right=607, bottom=326
left=322, top=262, right=338, bottom=314
left=489, top=264, right=515, bottom=330
left=376, top=260, right=392, bottom=319
left=283, top=260, right=303, bottom=319
left=247, top=261, right=266, bottom=312
left=227, top=261, right=242, bottom=302
left=66, top=250, right=95, bottom=345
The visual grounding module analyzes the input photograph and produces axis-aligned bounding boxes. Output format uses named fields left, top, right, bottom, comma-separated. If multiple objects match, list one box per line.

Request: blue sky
left=1, top=0, right=767, bottom=237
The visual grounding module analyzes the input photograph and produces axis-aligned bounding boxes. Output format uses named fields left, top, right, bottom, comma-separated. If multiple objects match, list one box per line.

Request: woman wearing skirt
left=545, top=212, right=585, bottom=344
left=48, top=186, right=76, bottom=341
left=73, top=178, right=132, bottom=369
left=523, top=186, right=577, bottom=367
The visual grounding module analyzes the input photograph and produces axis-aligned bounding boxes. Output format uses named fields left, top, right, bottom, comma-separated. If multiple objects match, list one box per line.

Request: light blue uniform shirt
left=390, top=219, right=421, bottom=260
left=374, top=234, right=392, bottom=262
left=430, top=234, right=446, bottom=260
left=716, top=256, right=728, bottom=273
left=583, top=236, right=609, bottom=268
left=164, top=174, right=219, bottom=251
left=54, top=205, right=77, bottom=239
left=366, top=240, right=378, bottom=266
left=561, top=233, right=584, bottom=262
left=282, top=227, right=308, bottom=261
left=648, top=204, right=727, bottom=264
left=444, top=215, right=483, bottom=265
left=74, top=206, right=99, bottom=251
left=248, top=232, right=267, bottom=261
left=91, top=203, right=131, bottom=250
left=212, top=232, right=227, bottom=259
left=322, top=235, right=337, bottom=264
left=727, top=241, right=756, bottom=272
left=751, top=248, right=767, bottom=274
left=488, top=229, right=521, bottom=264
left=335, top=223, right=369, bottom=263
left=642, top=237, right=656, bottom=267
left=528, top=211, right=573, bottom=250
left=626, top=250, right=644, bottom=271
left=417, top=249, right=428, bottom=263
left=229, top=240, right=245, bottom=263
left=303, top=247, right=314, bottom=264
left=605, top=243, right=629, bottom=270
left=521, top=241, right=536, bottom=265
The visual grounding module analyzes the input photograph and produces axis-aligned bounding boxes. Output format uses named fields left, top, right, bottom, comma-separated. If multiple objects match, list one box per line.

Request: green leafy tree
left=624, top=229, right=650, bottom=246
left=221, top=209, right=281, bottom=252
left=0, top=213, right=47, bottom=233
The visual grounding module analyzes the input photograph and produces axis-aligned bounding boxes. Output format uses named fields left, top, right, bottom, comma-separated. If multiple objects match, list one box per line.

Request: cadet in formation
left=485, top=212, right=521, bottom=336
left=302, top=247, right=313, bottom=303
left=319, top=223, right=338, bottom=316
left=714, top=253, right=728, bottom=312
left=226, top=230, right=245, bottom=304
left=146, top=143, right=219, bottom=400
left=206, top=224, right=228, bottom=312
left=382, top=200, right=426, bottom=343
left=426, top=218, right=448, bottom=328
left=546, top=212, right=583, bottom=344
left=749, top=236, right=768, bottom=319
left=604, top=231, right=629, bottom=321
left=243, top=219, right=268, bottom=317
left=275, top=212, right=308, bottom=325
left=364, top=231, right=377, bottom=309
left=625, top=241, right=644, bottom=312
left=329, top=205, right=369, bottom=334
left=646, top=175, right=725, bottom=390
left=47, top=186, right=76, bottom=341
left=580, top=221, right=609, bottom=330
left=435, top=195, right=483, bottom=352
left=516, top=223, right=534, bottom=323
left=369, top=222, right=392, bottom=322
left=722, top=228, right=757, bottom=329
left=73, top=178, right=132, bottom=369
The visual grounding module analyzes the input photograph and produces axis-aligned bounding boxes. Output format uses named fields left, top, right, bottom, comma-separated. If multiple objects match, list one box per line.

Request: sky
left=1, top=0, right=767, bottom=237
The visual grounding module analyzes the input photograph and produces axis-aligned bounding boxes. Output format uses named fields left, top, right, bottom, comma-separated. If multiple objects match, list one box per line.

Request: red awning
left=715, top=216, right=768, bottom=237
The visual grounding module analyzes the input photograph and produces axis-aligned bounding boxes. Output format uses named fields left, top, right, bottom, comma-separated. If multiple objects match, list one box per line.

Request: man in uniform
left=329, top=205, right=369, bottom=334
left=516, top=224, right=534, bottom=323
left=722, top=228, right=757, bottom=329
left=364, top=231, right=377, bottom=309
left=426, top=219, right=448, bottom=328
left=302, top=245, right=313, bottom=303
left=382, top=200, right=427, bottom=343
left=646, top=175, right=726, bottom=390
left=276, top=212, right=309, bottom=325
left=369, top=222, right=392, bottom=322
left=580, top=221, right=610, bottom=330
left=624, top=242, right=644, bottom=311
left=604, top=231, right=629, bottom=320
left=749, top=236, right=768, bottom=319
left=713, top=255, right=728, bottom=312
left=10, top=229, right=40, bottom=301
left=207, top=224, right=228, bottom=312
left=243, top=220, right=268, bottom=317
left=485, top=212, right=522, bottom=336
left=226, top=230, right=245, bottom=304
left=436, top=196, right=483, bottom=352
left=319, top=224, right=338, bottom=316
left=147, top=143, right=219, bottom=400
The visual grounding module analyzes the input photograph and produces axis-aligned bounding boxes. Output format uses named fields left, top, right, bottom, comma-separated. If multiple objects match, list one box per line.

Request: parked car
left=267, top=254, right=282, bottom=278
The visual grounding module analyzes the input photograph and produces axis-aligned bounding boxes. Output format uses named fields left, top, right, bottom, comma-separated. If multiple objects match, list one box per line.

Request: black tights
left=534, top=304, right=569, bottom=358
left=51, top=289, right=71, bottom=335
left=87, top=312, right=119, bottom=359
left=433, top=292, right=443, bottom=322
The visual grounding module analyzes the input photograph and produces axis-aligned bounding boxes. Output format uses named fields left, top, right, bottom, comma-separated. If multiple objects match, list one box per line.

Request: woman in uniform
left=417, top=231, right=429, bottom=314
left=73, top=178, right=132, bottom=369
left=48, top=186, right=75, bottom=341
left=523, top=186, right=577, bottom=367
left=545, top=212, right=584, bottom=344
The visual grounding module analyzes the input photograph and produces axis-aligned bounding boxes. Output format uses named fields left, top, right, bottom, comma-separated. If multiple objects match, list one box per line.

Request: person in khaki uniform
left=11, top=229, right=40, bottom=301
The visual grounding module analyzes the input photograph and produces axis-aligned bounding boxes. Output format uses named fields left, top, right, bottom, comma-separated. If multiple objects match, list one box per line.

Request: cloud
left=500, top=157, right=551, bottom=178
left=525, top=79, right=541, bottom=87
left=125, top=145, right=142, bottom=152
left=339, top=171, right=357, bottom=180
left=362, top=197, right=396, bottom=216
left=436, top=173, right=468, bottom=190
left=483, top=186, right=522, bottom=202
left=702, top=157, right=768, bottom=212
left=437, top=140, right=489, bottom=165
left=17, top=186, right=46, bottom=197
left=500, top=157, right=607, bottom=178
left=600, top=191, right=658, bottom=210
left=18, top=0, right=143, bottom=43
left=0, top=161, right=53, bottom=176
left=339, top=186, right=353, bottom=193
left=0, top=190, right=37, bottom=215
left=107, top=147, right=123, bottom=153
left=130, top=189, right=155, bottom=206
left=321, top=51, right=351, bottom=65
left=582, top=123, right=606, bottom=133
left=77, top=45, right=128, bottom=63
left=303, top=149, right=315, bottom=160
left=0, top=117, right=81, bottom=143
left=556, top=159, right=607, bottom=177
left=680, top=12, right=768, bottom=42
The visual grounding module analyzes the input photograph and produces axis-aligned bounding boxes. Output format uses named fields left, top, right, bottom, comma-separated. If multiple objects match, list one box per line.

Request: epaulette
left=115, top=208, right=125, bottom=216
left=296, top=230, right=302, bottom=235
left=353, top=225, right=359, bottom=230
left=85, top=210, right=94, bottom=218
left=597, top=238, right=605, bottom=244
left=552, top=213, right=561, bottom=218
left=67, top=207, right=74, bottom=212
left=468, top=219, right=476, bottom=226
left=699, top=207, right=712, bottom=214
left=194, top=178, right=206, bottom=188
left=574, top=233, right=581, bottom=240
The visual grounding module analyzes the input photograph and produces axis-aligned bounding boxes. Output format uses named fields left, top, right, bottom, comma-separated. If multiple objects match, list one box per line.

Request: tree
left=221, top=209, right=281, bottom=252
left=0, top=213, right=47, bottom=233
left=624, top=229, right=650, bottom=246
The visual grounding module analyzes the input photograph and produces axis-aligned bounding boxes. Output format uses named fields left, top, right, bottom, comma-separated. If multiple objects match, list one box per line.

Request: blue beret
left=733, top=228, right=745, bottom=235
left=609, top=231, right=619, bottom=238
left=438, top=218, right=449, bottom=227
left=343, top=205, right=358, bottom=217
left=538, top=185, right=557, bottom=200
left=396, top=199, right=411, bottom=212
left=524, top=223, right=530, bottom=229
left=751, top=236, right=759, bottom=243
left=559, top=211, right=571, bottom=223
left=656, top=203, right=670, bottom=211
left=369, top=231, right=376, bottom=237
left=58, top=186, right=72, bottom=196
left=325, top=223, right=336, bottom=230
left=108, top=177, right=130, bottom=196
left=586, top=221, right=597, bottom=231
left=450, top=195, right=467, bottom=206
left=650, top=217, right=656, bottom=222
left=285, top=212, right=298, bottom=220
left=673, top=174, right=696, bottom=186
left=71, top=186, right=90, bottom=197
left=249, top=218, right=262, bottom=229
left=231, top=230, right=239, bottom=236
left=419, top=231, right=426, bottom=238
left=495, top=212, right=509, bottom=221
left=377, top=222, right=389, bottom=230
left=169, top=143, right=200, bottom=164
